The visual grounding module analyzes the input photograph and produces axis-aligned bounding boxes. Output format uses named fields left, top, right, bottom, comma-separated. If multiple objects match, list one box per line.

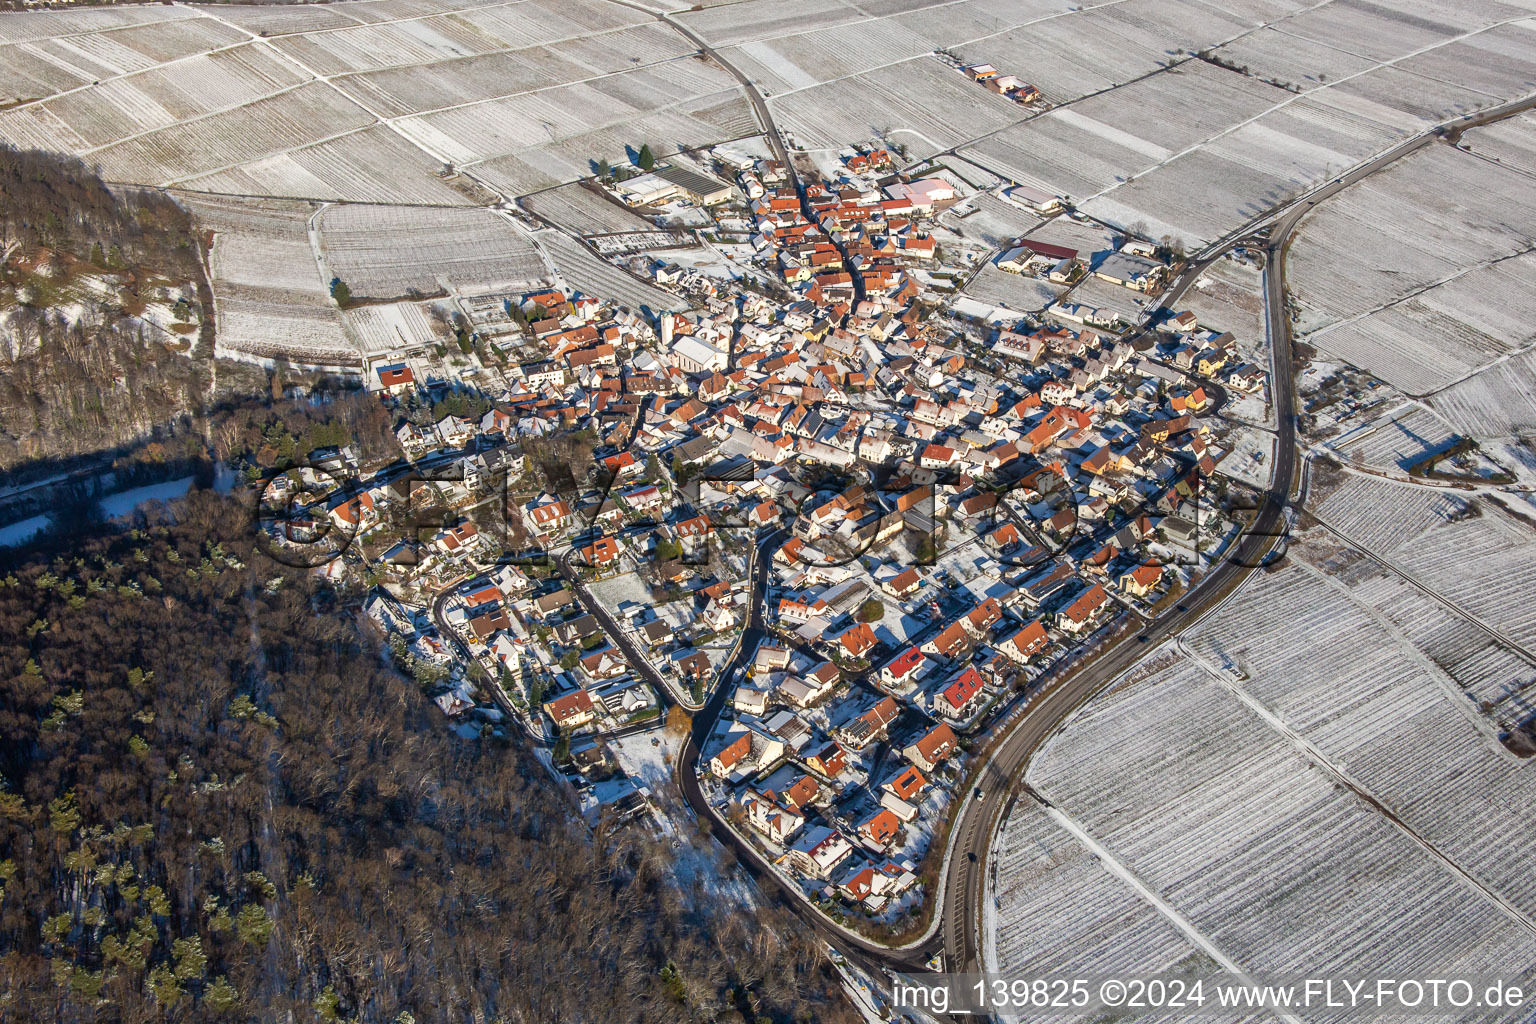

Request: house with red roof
left=1058, top=584, right=1110, bottom=634
left=544, top=689, right=595, bottom=730
left=879, top=646, right=927, bottom=691
left=1000, top=620, right=1049, bottom=663
left=1119, top=562, right=1164, bottom=597
left=839, top=622, right=878, bottom=659
left=936, top=666, right=986, bottom=721
left=903, top=722, right=958, bottom=773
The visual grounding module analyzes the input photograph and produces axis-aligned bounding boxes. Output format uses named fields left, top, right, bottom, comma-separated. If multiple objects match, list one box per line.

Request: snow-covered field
left=961, top=265, right=1061, bottom=314
left=1288, top=146, right=1536, bottom=398
left=319, top=205, right=547, bottom=298
left=180, top=194, right=356, bottom=367
left=538, top=230, right=690, bottom=314
left=1181, top=255, right=1264, bottom=356
left=1331, top=405, right=1457, bottom=472
left=1309, top=471, right=1536, bottom=653
left=991, top=516, right=1536, bottom=993
left=0, top=0, right=753, bottom=203
left=523, top=182, right=658, bottom=236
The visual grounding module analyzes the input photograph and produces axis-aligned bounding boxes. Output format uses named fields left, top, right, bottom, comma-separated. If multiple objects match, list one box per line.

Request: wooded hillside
left=0, top=492, right=854, bottom=1023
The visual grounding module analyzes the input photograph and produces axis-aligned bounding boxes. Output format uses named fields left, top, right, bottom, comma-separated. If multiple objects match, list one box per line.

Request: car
left=1137, top=634, right=1151, bottom=643
left=967, top=851, right=978, bottom=863
left=974, top=787, right=985, bottom=800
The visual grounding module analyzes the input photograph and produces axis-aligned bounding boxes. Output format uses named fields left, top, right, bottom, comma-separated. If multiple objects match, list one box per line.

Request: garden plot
left=537, top=231, right=689, bottom=314
left=319, top=205, right=547, bottom=298
left=523, top=183, right=657, bottom=235
left=1333, top=405, right=1458, bottom=472
left=179, top=194, right=354, bottom=367
left=343, top=301, right=448, bottom=358
left=1060, top=275, right=1147, bottom=322
left=938, top=193, right=1045, bottom=249
left=1018, top=655, right=1536, bottom=986
left=960, top=265, right=1061, bottom=313
left=1181, top=256, right=1264, bottom=352
left=1310, top=471, right=1536, bottom=652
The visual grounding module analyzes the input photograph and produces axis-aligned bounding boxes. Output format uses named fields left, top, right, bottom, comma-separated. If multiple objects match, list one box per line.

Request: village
left=257, top=122, right=1271, bottom=929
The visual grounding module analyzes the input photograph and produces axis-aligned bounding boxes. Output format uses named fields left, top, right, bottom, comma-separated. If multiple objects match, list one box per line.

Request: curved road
left=936, top=94, right=1536, bottom=974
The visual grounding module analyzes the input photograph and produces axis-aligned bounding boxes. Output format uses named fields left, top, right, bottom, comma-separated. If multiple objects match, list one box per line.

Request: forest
left=0, top=492, right=857, bottom=1023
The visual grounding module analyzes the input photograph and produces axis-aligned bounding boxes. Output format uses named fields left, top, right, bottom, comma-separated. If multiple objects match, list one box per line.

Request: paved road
left=928, top=94, right=1536, bottom=971
left=938, top=214, right=1303, bottom=973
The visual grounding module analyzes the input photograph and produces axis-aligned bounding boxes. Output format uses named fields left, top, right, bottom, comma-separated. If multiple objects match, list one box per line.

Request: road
left=929, top=96, right=1536, bottom=971
left=938, top=212, right=1302, bottom=973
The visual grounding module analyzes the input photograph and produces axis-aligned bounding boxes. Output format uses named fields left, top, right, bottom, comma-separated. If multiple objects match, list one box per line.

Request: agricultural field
left=1289, top=146, right=1536, bottom=398
left=988, top=796, right=1219, bottom=986
left=459, top=85, right=758, bottom=197
left=937, top=192, right=1045, bottom=249
left=537, top=231, right=690, bottom=314
left=1465, top=110, right=1536, bottom=174
left=1180, top=254, right=1264, bottom=357
left=768, top=58, right=1019, bottom=159
left=1332, top=405, right=1458, bottom=473
left=954, top=2, right=1535, bottom=244
left=343, top=301, right=449, bottom=359
left=960, top=265, right=1060, bottom=314
left=0, top=0, right=756, bottom=204
left=523, top=183, right=659, bottom=236
left=180, top=194, right=357, bottom=367
left=1062, top=275, right=1147, bottom=322
left=1428, top=348, right=1536, bottom=443
left=991, top=521, right=1536, bottom=991
left=1310, top=471, right=1536, bottom=653
left=318, top=205, right=548, bottom=299
left=0, top=7, right=246, bottom=107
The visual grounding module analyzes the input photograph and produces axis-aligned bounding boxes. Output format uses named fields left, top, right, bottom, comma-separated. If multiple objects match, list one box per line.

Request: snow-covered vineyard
left=1309, top=472, right=1536, bottom=654
left=180, top=194, right=357, bottom=367
left=1289, top=145, right=1536, bottom=399
left=316, top=205, right=548, bottom=299
left=992, top=550, right=1536, bottom=1010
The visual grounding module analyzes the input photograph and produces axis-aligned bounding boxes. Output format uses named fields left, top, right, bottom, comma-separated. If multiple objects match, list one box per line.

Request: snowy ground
left=986, top=514, right=1536, bottom=995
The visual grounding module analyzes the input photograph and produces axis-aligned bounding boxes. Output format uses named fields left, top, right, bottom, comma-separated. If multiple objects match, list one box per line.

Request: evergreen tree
left=637, top=144, right=656, bottom=171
